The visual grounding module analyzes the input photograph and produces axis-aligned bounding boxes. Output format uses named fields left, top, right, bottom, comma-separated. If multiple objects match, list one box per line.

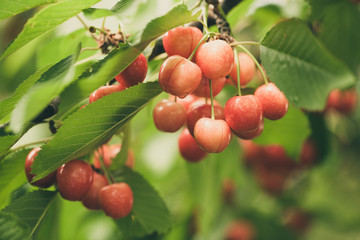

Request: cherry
left=163, top=26, right=203, bottom=58
left=299, top=139, right=317, bottom=167
left=99, top=182, right=133, bottom=219
left=158, top=55, right=202, bottom=98
left=178, top=128, right=207, bottom=162
left=89, top=84, right=127, bottom=103
left=115, top=53, right=148, bottom=87
left=239, top=140, right=264, bottom=166
left=254, top=83, right=288, bottom=120
left=56, top=159, right=93, bottom=201
left=93, top=144, right=135, bottom=169
left=153, top=99, right=187, bottom=132
left=195, top=40, right=234, bottom=80
left=229, top=52, right=256, bottom=87
left=253, top=164, right=290, bottom=195
left=24, top=147, right=56, bottom=188
left=235, top=120, right=264, bottom=140
left=262, top=145, right=296, bottom=168
left=222, top=178, right=236, bottom=205
left=169, top=94, right=198, bottom=111
left=225, top=221, right=255, bottom=240
left=81, top=172, right=108, bottom=210
left=186, top=101, right=225, bottom=136
left=194, top=118, right=231, bottom=153
left=224, top=95, right=263, bottom=135
left=326, top=88, right=358, bottom=114
left=192, top=76, right=226, bottom=98
left=283, top=208, right=312, bottom=233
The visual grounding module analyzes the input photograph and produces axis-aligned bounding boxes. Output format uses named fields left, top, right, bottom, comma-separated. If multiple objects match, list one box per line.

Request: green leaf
left=82, top=8, right=115, bottom=19
left=0, top=149, right=29, bottom=208
left=114, top=167, right=172, bottom=237
left=0, top=212, right=31, bottom=240
left=227, top=0, right=253, bottom=29
left=10, top=48, right=80, bottom=133
left=260, top=18, right=356, bottom=111
left=111, top=123, right=131, bottom=170
left=116, top=214, right=148, bottom=238
left=0, top=0, right=56, bottom=21
left=111, top=0, right=135, bottom=14
left=1, top=0, right=102, bottom=59
left=2, top=190, right=56, bottom=238
left=0, top=135, right=21, bottom=159
left=0, top=65, right=51, bottom=124
left=32, top=82, right=162, bottom=180
left=253, top=105, right=311, bottom=158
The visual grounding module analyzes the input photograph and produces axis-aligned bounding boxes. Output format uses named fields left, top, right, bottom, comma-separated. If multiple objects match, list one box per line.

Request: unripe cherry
left=192, top=76, right=226, bottom=98
left=255, top=83, right=288, bottom=120
left=99, top=182, right=133, bottom=219
left=195, top=40, right=234, bottom=80
left=56, top=159, right=94, bottom=201
left=194, top=118, right=231, bottom=153
left=89, top=84, right=127, bottom=103
left=229, top=52, right=256, bottom=87
left=93, top=144, right=135, bottom=169
left=81, top=172, right=108, bottom=210
left=163, top=27, right=203, bottom=58
left=158, top=55, right=202, bottom=98
left=115, top=53, right=148, bottom=87
left=178, top=128, right=207, bottom=162
left=24, top=147, right=56, bottom=188
left=153, top=99, right=187, bottom=132
left=224, top=95, right=263, bottom=134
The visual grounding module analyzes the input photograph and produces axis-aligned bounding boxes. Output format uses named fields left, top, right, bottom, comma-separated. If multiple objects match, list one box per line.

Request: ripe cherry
left=178, top=128, right=207, bottom=162
left=195, top=40, right=234, bottom=80
left=163, top=27, right=203, bottom=58
left=262, top=145, right=295, bottom=168
left=93, top=144, right=135, bottom=169
left=224, top=95, right=263, bottom=135
left=225, top=220, right=255, bottom=240
left=56, top=159, right=93, bottom=201
left=99, top=182, right=133, bottom=219
left=194, top=118, right=231, bottom=153
left=229, top=52, right=256, bottom=87
left=255, top=83, right=288, bottom=120
left=115, top=53, right=148, bottom=87
left=326, top=88, right=358, bottom=114
left=158, top=55, right=202, bottom=98
left=24, top=147, right=56, bottom=188
left=239, top=140, right=264, bottom=166
left=169, top=94, right=198, bottom=111
left=153, top=99, right=187, bottom=132
left=235, top=120, right=264, bottom=140
left=81, top=172, right=108, bottom=210
left=89, top=84, right=127, bottom=103
left=192, top=76, right=226, bottom=98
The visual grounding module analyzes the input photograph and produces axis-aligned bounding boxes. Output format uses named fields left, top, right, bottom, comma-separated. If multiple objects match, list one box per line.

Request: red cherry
left=253, top=164, right=290, bottom=195
left=56, top=159, right=94, bottom=201
left=255, top=83, right=288, bottom=120
left=326, top=88, right=358, bottom=114
left=169, top=94, right=198, bottom=111
left=178, top=128, right=207, bottom=162
left=299, top=140, right=317, bottom=167
left=115, top=53, right=148, bottom=87
left=234, top=120, right=264, bottom=140
left=194, top=118, right=231, bottom=153
left=186, top=102, right=225, bottom=136
left=195, top=40, right=234, bottom=80
left=224, top=95, right=263, bottom=134
left=225, top=221, right=255, bottom=240
left=239, top=140, right=264, bottom=166
left=263, top=145, right=295, bottom=168
left=24, top=147, right=56, bottom=188
left=163, top=27, right=203, bottom=58
left=93, top=144, right=135, bottom=169
left=153, top=99, right=187, bottom=132
left=229, top=52, right=256, bottom=87
left=81, top=172, right=108, bottom=210
left=89, top=84, right=127, bottom=103
left=192, top=76, right=226, bottom=98
left=158, top=55, right=202, bottom=98
left=99, top=182, right=133, bottom=219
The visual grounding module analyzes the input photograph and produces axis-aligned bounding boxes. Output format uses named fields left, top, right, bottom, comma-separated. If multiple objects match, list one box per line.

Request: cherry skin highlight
left=115, top=53, right=148, bottom=87
left=224, top=95, right=263, bottom=134
left=194, top=118, right=231, bottom=153
left=153, top=99, right=187, bottom=132
left=56, top=159, right=94, bottom=201
left=81, top=172, right=108, bottom=210
left=89, top=84, right=127, bottom=103
left=195, top=40, right=234, bottom=80
left=163, top=27, right=203, bottom=58
left=192, top=76, right=226, bottom=98
left=255, top=83, right=288, bottom=120
left=229, top=52, right=256, bottom=87
left=99, top=182, right=133, bottom=219
left=93, top=144, right=135, bottom=169
left=158, top=55, right=202, bottom=98
left=178, top=128, right=207, bottom=162
left=24, top=147, right=56, bottom=188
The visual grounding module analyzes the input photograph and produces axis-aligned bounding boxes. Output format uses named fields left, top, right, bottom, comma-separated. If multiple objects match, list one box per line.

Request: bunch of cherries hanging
left=153, top=26, right=289, bottom=162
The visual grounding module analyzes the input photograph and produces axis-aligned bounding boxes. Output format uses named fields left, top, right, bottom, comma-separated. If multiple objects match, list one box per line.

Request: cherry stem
left=174, top=96, right=178, bottom=102
left=98, top=148, right=114, bottom=184
left=233, top=48, right=242, bottom=96
left=80, top=47, right=100, bottom=54
left=202, top=4, right=209, bottom=32
left=76, top=15, right=99, bottom=41
left=236, top=44, right=269, bottom=85
left=230, top=41, right=260, bottom=47
left=209, top=79, right=215, bottom=120
left=188, top=32, right=209, bottom=61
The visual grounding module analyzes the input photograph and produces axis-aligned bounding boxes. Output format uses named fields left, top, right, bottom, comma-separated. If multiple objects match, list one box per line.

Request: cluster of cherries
left=152, top=26, right=289, bottom=162
left=25, top=143, right=135, bottom=219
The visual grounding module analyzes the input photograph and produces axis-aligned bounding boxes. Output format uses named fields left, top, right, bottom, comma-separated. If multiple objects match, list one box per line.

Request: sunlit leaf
left=0, top=0, right=56, bottom=21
